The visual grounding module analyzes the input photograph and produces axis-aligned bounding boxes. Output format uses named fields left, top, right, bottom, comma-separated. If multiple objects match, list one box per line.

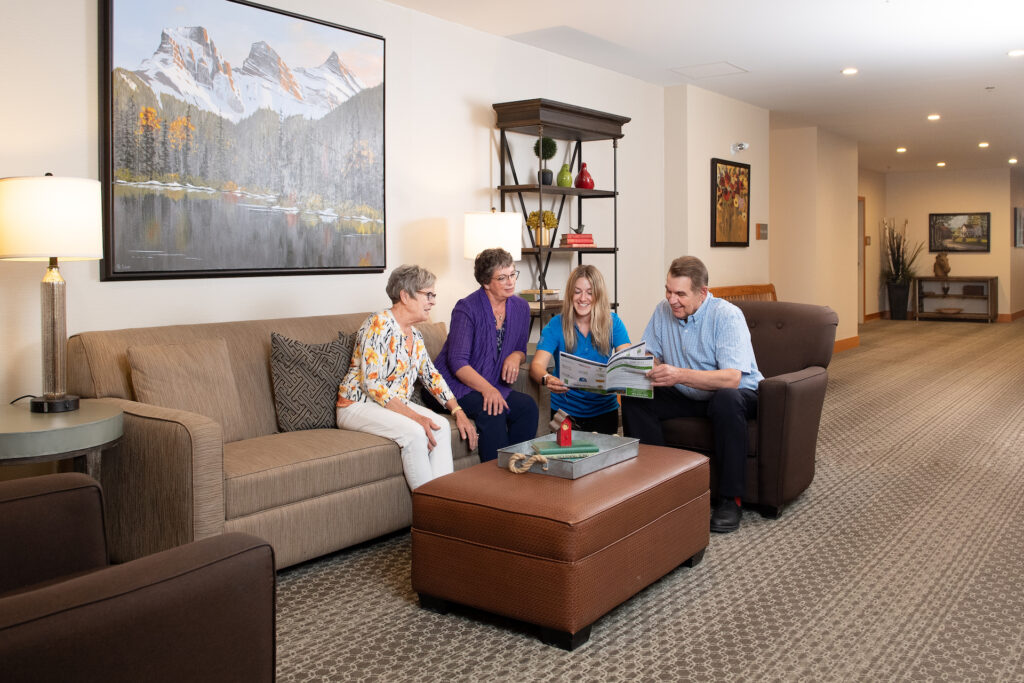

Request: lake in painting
left=112, top=181, right=383, bottom=273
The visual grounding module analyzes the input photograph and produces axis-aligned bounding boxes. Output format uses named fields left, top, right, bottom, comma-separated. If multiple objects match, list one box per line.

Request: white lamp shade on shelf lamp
left=0, top=175, right=103, bottom=413
left=463, top=210, right=521, bottom=262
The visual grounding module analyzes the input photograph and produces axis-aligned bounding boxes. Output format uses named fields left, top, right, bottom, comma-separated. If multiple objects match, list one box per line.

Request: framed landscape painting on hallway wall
left=710, top=158, right=750, bottom=247
left=1014, top=207, right=1024, bottom=248
left=100, top=0, right=385, bottom=280
left=927, top=212, right=990, bottom=253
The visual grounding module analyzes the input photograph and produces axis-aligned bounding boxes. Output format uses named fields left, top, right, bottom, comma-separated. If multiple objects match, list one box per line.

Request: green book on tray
left=532, top=441, right=600, bottom=456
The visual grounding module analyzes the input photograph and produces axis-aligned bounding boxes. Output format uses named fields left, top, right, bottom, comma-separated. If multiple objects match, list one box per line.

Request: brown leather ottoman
left=411, top=445, right=709, bottom=649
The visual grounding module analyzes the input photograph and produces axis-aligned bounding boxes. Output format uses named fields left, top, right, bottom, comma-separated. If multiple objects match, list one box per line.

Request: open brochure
left=559, top=341, right=654, bottom=398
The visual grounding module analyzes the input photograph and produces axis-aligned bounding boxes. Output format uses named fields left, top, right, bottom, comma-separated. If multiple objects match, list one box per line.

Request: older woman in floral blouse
left=337, top=264, right=477, bottom=490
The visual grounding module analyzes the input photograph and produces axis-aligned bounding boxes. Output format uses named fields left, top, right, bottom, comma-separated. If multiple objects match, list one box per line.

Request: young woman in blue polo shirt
left=529, top=265, right=632, bottom=435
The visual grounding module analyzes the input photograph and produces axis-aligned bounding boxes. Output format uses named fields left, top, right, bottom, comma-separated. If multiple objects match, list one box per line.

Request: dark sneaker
left=710, top=498, right=741, bottom=533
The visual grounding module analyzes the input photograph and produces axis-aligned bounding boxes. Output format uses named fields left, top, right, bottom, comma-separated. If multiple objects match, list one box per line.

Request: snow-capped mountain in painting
left=131, top=26, right=364, bottom=122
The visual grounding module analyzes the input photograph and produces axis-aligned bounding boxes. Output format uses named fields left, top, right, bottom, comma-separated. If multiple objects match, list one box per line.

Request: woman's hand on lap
left=455, top=411, right=478, bottom=450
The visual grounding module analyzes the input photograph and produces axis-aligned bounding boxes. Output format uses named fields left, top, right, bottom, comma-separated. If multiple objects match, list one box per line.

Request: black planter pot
left=886, top=282, right=911, bottom=320
left=538, top=169, right=553, bottom=185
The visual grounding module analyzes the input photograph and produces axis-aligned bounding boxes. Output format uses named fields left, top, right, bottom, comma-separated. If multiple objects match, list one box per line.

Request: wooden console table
left=915, top=276, right=997, bottom=322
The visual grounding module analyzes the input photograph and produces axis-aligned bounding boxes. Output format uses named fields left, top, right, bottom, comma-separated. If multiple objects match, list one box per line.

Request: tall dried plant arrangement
left=882, top=218, right=924, bottom=285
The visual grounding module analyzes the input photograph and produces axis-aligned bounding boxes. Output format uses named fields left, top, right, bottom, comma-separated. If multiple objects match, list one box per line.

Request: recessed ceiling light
left=896, top=147, right=907, bottom=153
left=937, top=162, right=946, bottom=167
left=979, top=142, right=990, bottom=148
left=927, top=114, right=941, bottom=121
left=1009, top=49, right=1024, bottom=57
left=841, top=67, right=858, bottom=75
left=1011, top=158, right=1019, bottom=164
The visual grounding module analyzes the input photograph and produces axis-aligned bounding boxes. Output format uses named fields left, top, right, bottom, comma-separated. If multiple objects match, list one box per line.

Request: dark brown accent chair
left=0, top=473, right=276, bottom=682
left=661, top=300, right=839, bottom=517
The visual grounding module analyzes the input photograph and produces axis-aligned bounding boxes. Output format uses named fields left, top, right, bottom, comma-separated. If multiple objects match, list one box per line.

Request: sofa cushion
left=270, top=332, right=354, bottom=432
left=127, top=339, right=247, bottom=443
left=223, top=429, right=403, bottom=518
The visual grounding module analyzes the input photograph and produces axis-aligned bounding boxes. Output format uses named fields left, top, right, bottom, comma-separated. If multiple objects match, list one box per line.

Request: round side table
left=0, top=400, right=123, bottom=481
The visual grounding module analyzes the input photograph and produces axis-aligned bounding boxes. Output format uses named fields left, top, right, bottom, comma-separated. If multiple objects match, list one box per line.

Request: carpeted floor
left=276, top=318, right=1024, bottom=682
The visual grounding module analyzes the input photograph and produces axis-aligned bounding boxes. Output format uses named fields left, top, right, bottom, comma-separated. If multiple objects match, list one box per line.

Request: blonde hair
left=561, top=265, right=612, bottom=356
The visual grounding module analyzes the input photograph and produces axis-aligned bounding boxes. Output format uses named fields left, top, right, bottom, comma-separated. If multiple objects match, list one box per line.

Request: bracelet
left=451, top=405, right=464, bottom=416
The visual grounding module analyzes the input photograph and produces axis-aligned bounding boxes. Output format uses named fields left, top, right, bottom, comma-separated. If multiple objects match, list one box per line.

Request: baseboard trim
left=864, top=312, right=882, bottom=321
left=834, top=336, right=860, bottom=353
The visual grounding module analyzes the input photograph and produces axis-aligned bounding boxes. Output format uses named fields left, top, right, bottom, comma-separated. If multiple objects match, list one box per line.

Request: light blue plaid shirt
left=640, top=292, right=763, bottom=401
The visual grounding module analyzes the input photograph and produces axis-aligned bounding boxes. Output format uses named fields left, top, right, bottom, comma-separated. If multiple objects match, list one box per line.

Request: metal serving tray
left=496, top=431, right=639, bottom=479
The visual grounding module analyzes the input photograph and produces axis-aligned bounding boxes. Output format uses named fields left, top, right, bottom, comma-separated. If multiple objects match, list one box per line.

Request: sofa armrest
left=91, top=398, right=226, bottom=564
left=756, top=366, right=829, bottom=509
left=0, top=473, right=107, bottom=596
left=0, top=532, right=275, bottom=683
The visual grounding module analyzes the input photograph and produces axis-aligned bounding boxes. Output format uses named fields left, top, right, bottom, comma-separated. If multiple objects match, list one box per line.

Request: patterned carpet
left=276, top=318, right=1024, bottom=682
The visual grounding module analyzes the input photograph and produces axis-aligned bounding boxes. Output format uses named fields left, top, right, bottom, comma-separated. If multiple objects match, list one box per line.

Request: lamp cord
left=9, top=395, right=37, bottom=404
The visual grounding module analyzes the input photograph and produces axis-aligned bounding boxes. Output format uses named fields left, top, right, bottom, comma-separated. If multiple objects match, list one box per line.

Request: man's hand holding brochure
left=559, top=342, right=654, bottom=398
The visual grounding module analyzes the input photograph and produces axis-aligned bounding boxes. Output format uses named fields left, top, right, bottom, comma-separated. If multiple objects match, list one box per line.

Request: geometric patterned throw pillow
left=270, top=331, right=354, bottom=432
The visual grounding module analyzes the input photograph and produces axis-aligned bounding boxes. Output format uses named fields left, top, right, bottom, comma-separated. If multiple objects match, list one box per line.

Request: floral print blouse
left=337, top=310, right=455, bottom=409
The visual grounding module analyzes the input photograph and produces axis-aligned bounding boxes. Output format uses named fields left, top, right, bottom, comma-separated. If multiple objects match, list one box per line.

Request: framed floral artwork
left=711, top=158, right=750, bottom=247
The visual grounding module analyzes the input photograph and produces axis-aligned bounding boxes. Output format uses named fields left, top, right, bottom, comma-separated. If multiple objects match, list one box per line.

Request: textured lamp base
left=30, top=395, right=80, bottom=413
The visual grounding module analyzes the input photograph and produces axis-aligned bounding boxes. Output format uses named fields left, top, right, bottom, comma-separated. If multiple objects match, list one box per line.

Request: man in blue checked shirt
left=622, top=256, right=763, bottom=533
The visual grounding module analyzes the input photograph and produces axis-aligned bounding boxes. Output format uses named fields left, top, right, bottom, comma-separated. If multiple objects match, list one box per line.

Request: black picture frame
left=710, top=158, right=750, bottom=247
left=928, top=212, right=990, bottom=253
left=100, top=0, right=385, bottom=280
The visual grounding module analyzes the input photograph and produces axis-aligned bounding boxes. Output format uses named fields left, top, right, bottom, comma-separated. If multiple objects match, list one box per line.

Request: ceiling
left=389, top=0, right=1024, bottom=174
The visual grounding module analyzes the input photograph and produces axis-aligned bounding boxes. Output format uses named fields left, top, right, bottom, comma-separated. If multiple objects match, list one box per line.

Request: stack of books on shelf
left=559, top=233, right=595, bottom=247
left=518, top=289, right=563, bottom=312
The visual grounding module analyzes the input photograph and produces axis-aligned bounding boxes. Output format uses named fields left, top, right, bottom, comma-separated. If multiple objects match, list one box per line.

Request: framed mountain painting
left=100, top=0, right=385, bottom=280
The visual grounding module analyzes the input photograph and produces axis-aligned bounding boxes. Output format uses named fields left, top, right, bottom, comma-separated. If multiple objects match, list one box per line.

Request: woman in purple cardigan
left=430, top=248, right=539, bottom=461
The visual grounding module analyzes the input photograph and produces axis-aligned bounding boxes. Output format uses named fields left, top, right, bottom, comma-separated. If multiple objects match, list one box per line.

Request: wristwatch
left=541, top=373, right=550, bottom=386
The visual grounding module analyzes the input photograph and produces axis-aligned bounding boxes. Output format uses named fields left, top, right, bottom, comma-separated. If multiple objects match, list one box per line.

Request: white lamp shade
left=0, top=176, right=103, bottom=261
left=463, top=211, right=522, bottom=261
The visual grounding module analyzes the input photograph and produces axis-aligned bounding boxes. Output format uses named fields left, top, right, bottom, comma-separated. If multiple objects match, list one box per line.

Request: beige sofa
left=67, top=313, right=547, bottom=569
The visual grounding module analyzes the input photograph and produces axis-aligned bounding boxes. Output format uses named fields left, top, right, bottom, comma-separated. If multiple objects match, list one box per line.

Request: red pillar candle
left=558, top=417, right=573, bottom=446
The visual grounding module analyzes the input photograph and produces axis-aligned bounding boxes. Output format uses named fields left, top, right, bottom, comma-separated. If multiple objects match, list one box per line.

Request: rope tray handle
left=507, top=452, right=548, bottom=473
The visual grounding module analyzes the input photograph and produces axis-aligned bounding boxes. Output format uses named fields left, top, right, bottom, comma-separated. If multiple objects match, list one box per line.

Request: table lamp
left=0, top=175, right=103, bottom=413
left=463, top=209, right=522, bottom=261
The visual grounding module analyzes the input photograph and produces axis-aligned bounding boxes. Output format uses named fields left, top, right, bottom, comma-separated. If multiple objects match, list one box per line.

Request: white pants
left=336, top=400, right=454, bottom=490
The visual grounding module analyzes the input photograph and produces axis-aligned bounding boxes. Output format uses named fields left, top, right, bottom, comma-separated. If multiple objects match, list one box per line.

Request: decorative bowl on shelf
left=936, top=307, right=963, bottom=314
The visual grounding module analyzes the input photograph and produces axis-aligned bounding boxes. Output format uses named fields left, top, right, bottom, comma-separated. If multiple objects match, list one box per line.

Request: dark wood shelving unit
left=492, top=99, right=629, bottom=328
left=914, top=276, right=998, bottom=322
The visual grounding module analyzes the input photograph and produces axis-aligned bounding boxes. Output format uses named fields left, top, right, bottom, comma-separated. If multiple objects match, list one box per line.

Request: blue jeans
left=455, top=390, right=539, bottom=462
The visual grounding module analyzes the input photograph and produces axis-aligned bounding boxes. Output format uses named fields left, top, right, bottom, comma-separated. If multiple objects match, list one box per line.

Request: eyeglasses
left=493, top=270, right=520, bottom=284
left=417, top=290, right=437, bottom=302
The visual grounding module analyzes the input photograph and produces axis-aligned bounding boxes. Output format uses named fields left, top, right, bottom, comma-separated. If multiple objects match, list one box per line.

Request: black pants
left=621, top=386, right=757, bottom=499
left=421, top=388, right=538, bottom=462
left=549, top=408, right=619, bottom=436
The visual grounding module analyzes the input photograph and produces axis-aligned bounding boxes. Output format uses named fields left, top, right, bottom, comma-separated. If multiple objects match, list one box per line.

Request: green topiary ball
left=533, top=136, right=557, bottom=161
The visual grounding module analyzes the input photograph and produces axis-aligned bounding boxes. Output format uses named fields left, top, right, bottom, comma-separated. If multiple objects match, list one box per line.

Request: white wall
left=858, top=169, right=887, bottom=316
left=886, top=168, right=1011, bottom=315
left=815, top=129, right=859, bottom=329
left=682, top=86, right=770, bottom=286
left=770, top=126, right=859, bottom=343
left=1011, top=167, right=1024, bottom=315
left=0, top=0, right=665, bottom=400
left=769, top=127, right=818, bottom=300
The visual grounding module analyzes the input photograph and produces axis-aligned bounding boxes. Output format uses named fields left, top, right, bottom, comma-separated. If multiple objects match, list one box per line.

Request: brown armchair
left=0, top=473, right=276, bottom=682
left=661, top=300, right=839, bottom=517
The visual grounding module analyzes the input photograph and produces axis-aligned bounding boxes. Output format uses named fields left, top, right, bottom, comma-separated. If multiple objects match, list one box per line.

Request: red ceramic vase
left=574, top=163, right=595, bottom=189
